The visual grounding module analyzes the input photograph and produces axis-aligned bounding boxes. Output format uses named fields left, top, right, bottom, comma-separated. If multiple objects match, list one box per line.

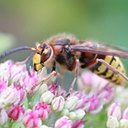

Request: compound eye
left=41, top=47, right=51, bottom=62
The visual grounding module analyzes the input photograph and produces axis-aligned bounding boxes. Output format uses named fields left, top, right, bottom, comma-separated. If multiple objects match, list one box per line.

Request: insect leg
left=52, top=61, right=56, bottom=71
left=97, top=58, right=128, bottom=81
left=68, top=59, right=80, bottom=93
left=37, top=71, right=58, bottom=85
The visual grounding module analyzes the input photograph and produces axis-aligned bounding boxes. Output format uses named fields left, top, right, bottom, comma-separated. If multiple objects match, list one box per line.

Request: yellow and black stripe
left=91, top=55, right=126, bottom=85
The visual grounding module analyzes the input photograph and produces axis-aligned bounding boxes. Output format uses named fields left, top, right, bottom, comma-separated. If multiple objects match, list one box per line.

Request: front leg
left=68, top=59, right=80, bottom=93
left=52, top=61, right=56, bottom=71
left=37, top=70, right=58, bottom=85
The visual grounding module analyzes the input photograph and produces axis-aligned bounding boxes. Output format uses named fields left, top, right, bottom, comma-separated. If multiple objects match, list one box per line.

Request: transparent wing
left=70, top=40, right=128, bottom=58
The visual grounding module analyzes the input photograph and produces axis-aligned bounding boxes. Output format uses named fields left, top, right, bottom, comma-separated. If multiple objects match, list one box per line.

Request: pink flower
left=24, top=68, right=38, bottom=94
left=84, top=95, right=103, bottom=114
left=71, top=91, right=103, bottom=114
left=96, top=84, right=114, bottom=103
left=13, top=84, right=26, bottom=102
left=23, top=110, right=42, bottom=128
left=72, top=120, right=85, bottom=128
left=0, top=87, right=20, bottom=108
left=7, top=104, right=24, bottom=121
left=10, top=63, right=27, bottom=83
left=0, top=60, right=13, bottom=80
left=122, top=107, right=128, bottom=120
left=55, top=116, right=72, bottom=128
left=34, top=102, right=51, bottom=120
left=107, top=102, right=121, bottom=120
left=77, top=71, right=108, bottom=93
left=10, top=63, right=26, bottom=78
left=48, top=83, right=58, bottom=95
left=73, top=91, right=87, bottom=109
left=0, top=78, right=8, bottom=93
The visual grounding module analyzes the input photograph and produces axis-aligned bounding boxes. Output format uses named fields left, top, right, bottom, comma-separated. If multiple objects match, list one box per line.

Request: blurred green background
left=1, top=0, right=128, bottom=53
left=0, top=0, right=128, bottom=127
left=1, top=0, right=128, bottom=68
left=0, top=0, right=128, bottom=58
left=1, top=0, right=128, bottom=80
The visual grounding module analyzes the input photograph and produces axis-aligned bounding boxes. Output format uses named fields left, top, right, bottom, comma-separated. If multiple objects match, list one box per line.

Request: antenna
left=0, top=46, right=34, bottom=61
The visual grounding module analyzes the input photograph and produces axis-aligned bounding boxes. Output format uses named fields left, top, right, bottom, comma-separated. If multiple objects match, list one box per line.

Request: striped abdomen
left=92, top=55, right=126, bottom=85
left=79, top=53, right=126, bottom=85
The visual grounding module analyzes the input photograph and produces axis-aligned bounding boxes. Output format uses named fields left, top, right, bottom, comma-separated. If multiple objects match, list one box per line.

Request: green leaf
left=12, top=122, right=25, bottom=128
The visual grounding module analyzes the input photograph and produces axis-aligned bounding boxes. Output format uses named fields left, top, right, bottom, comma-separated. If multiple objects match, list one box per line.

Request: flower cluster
left=0, top=60, right=124, bottom=128
left=107, top=102, right=128, bottom=128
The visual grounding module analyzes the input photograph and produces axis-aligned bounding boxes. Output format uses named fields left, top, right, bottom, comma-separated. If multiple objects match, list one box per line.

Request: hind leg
left=97, top=58, right=128, bottom=81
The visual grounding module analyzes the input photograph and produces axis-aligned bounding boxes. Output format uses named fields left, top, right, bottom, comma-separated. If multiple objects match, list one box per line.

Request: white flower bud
left=107, top=102, right=121, bottom=120
left=52, top=96, right=65, bottom=111
left=40, top=91, right=54, bottom=104
left=106, top=116, right=119, bottom=128
left=38, top=83, right=48, bottom=94
left=69, top=109, right=85, bottom=120
left=55, top=116, right=72, bottom=128
left=61, top=109, right=70, bottom=116
left=40, top=125, right=52, bottom=128
left=0, top=109, right=8, bottom=125
left=74, top=109, right=85, bottom=119
left=119, top=119, right=128, bottom=128
left=69, top=112, right=77, bottom=120
left=65, top=96, right=78, bottom=111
